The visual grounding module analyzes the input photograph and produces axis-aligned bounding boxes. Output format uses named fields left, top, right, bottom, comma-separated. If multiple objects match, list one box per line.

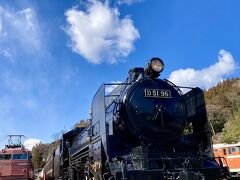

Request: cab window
left=228, top=148, right=232, bottom=154
left=232, top=147, right=236, bottom=153
left=223, top=149, right=226, bottom=155
left=237, top=146, right=240, bottom=152
left=0, top=154, right=12, bottom=160
left=13, top=153, right=28, bottom=160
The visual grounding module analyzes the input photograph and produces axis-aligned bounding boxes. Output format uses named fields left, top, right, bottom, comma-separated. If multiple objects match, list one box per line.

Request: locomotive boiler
left=42, top=58, right=228, bottom=180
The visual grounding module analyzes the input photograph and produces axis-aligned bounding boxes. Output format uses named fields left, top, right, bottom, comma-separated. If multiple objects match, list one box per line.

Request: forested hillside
left=205, top=78, right=240, bottom=143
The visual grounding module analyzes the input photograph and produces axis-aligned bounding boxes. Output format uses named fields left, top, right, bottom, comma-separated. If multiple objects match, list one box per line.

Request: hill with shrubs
left=205, top=77, right=240, bottom=143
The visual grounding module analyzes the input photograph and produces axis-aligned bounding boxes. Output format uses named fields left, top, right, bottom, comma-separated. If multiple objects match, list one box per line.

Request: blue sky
left=0, top=0, right=239, bottom=149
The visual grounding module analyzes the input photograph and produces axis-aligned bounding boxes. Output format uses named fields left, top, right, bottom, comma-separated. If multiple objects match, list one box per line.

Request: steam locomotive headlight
left=151, top=58, right=164, bottom=73
left=144, top=57, right=164, bottom=78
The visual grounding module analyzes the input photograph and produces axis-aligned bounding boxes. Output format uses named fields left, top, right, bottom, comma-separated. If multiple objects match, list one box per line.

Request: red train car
left=0, top=135, right=34, bottom=180
left=213, top=143, right=240, bottom=177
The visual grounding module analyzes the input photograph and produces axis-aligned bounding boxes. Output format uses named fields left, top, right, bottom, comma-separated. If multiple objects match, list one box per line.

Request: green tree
left=222, top=107, right=240, bottom=143
left=74, top=119, right=89, bottom=128
left=31, top=143, right=50, bottom=169
left=205, top=78, right=240, bottom=142
left=31, top=140, right=60, bottom=169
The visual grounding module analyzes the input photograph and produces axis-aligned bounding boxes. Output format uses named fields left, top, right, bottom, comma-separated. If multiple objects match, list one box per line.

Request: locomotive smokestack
left=128, top=68, right=144, bottom=83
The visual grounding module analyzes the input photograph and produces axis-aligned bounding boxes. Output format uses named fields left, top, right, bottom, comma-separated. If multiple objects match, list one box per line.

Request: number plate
left=144, top=89, right=171, bottom=98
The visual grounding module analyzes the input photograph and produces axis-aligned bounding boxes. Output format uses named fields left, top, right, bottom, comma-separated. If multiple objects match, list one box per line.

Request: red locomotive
left=214, top=143, right=240, bottom=177
left=0, top=135, right=34, bottom=179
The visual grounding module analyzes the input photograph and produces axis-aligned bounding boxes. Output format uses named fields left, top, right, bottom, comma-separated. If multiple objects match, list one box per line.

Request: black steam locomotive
left=42, top=58, right=228, bottom=180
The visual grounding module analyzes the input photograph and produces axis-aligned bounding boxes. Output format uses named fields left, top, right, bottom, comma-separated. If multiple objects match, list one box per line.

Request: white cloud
left=168, top=50, right=237, bottom=90
left=0, top=49, right=11, bottom=58
left=24, top=138, right=42, bottom=150
left=117, top=0, right=143, bottom=5
left=64, top=0, right=139, bottom=64
left=0, top=5, right=41, bottom=56
left=19, top=8, right=36, bottom=31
